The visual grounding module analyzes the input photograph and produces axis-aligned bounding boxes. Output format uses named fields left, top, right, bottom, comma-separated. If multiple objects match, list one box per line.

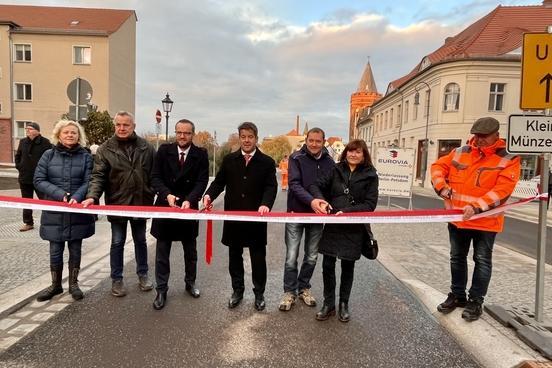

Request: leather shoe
left=186, top=284, right=200, bottom=298
left=228, top=291, right=243, bottom=309
left=254, top=295, right=266, bottom=311
left=316, top=305, right=336, bottom=321
left=153, top=291, right=167, bottom=310
left=338, top=302, right=350, bottom=322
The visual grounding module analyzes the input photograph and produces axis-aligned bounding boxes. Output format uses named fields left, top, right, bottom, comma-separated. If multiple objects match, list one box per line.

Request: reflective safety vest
left=430, top=138, right=520, bottom=232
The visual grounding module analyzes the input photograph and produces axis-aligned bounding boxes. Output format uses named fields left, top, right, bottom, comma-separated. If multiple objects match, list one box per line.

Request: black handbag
left=361, top=224, right=378, bottom=260
left=336, top=169, right=379, bottom=260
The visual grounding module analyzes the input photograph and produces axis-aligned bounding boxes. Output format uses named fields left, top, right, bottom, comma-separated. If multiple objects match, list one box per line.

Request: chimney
left=544, top=0, right=552, bottom=7
left=296, top=115, right=299, bottom=134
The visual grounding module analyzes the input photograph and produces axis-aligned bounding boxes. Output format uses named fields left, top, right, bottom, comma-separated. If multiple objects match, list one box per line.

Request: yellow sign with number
left=521, top=33, right=552, bottom=110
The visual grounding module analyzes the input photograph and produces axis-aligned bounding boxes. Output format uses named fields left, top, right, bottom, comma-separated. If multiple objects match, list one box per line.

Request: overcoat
left=309, top=161, right=378, bottom=261
left=15, top=135, right=52, bottom=184
left=33, top=144, right=95, bottom=242
left=205, top=149, right=277, bottom=248
left=150, top=143, right=209, bottom=240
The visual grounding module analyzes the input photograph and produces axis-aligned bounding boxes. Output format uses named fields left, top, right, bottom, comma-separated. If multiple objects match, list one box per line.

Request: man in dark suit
left=150, top=119, right=209, bottom=310
left=203, top=122, right=277, bottom=311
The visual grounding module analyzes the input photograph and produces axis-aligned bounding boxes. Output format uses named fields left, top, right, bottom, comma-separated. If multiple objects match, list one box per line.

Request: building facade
left=357, top=1, right=552, bottom=187
left=0, top=5, right=136, bottom=163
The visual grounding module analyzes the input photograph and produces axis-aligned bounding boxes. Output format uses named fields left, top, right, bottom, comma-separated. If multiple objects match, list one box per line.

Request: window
left=489, top=83, right=505, bottom=111
left=14, top=44, right=31, bottom=62
left=384, top=111, right=388, bottom=129
left=16, top=121, right=34, bottom=138
left=15, top=83, right=32, bottom=101
left=438, top=139, right=462, bottom=158
left=390, top=108, right=394, bottom=126
left=413, top=101, right=418, bottom=120
left=404, top=100, right=409, bottom=123
left=397, top=104, right=401, bottom=127
left=443, top=83, right=460, bottom=111
left=73, top=46, right=91, bottom=64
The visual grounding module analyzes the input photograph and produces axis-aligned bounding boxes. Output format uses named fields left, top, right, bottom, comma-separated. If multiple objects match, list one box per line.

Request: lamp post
left=161, top=93, right=174, bottom=142
left=413, top=81, right=431, bottom=187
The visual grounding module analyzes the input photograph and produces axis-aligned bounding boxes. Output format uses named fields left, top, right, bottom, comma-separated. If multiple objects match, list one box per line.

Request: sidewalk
left=0, top=185, right=550, bottom=366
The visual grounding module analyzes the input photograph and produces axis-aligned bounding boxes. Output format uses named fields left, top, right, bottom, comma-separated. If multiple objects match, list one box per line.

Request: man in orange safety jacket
left=430, top=117, right=520, bottom=321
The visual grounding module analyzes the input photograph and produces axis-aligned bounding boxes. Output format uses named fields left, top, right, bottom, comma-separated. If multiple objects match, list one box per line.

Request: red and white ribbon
left=0, top=194, right=546, bottom=265
left=0, top=194, right=547, bottom=224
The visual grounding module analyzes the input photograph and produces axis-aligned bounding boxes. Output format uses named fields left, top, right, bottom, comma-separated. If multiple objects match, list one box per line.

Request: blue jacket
left=287, top=145, right=334, bottom=212
left=34, top=144, right=95, bottom=242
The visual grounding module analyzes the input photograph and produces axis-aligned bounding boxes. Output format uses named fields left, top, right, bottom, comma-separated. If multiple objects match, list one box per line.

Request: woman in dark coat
left=33, top=120, right=95, bottom=301
left=309, top=139, right=378, bottom=322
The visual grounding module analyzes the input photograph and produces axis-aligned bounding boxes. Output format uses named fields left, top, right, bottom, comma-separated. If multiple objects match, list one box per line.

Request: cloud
left=0, top=0, right=481, bottom=140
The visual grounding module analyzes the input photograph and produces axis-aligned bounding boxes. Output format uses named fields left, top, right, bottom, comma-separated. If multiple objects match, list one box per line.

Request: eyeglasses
left=175, top=131, right=193, bottom=136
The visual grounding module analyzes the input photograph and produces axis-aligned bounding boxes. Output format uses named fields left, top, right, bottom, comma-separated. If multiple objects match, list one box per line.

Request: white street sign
left=507, top=114, right=552, bottom=153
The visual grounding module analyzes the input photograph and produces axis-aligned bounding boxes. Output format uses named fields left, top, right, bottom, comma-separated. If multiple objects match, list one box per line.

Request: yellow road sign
left=521, top=33, right=552, bottom=110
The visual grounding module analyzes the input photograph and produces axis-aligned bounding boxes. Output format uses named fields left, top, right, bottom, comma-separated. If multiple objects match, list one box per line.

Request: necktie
left=244, top=154, right=252, bottom=166
left=179, top=152, right=185, bottom=167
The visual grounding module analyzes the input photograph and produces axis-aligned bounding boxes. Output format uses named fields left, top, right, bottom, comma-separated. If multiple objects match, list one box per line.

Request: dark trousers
left=49, top=239, right=83, bottom=268
left=155, top=239, right=197, bottom=292
left=322, top=255, right=355, bottom=306
left=228, top=246, right=266, bottom=297
left=20, top=182, right=44, bottom=225
left=448, top=224, right=496, bottom=302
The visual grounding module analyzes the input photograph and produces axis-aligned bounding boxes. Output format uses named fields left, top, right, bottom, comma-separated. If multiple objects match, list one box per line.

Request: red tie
left=244, top=154, right=252, bottom=166
left=179, top=152, right=185, bottom=168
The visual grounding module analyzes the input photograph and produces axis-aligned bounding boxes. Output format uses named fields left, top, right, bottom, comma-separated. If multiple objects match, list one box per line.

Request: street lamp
left=414, top=81, right=431, bottom=187
left=161, top=93, right=174, bottom=142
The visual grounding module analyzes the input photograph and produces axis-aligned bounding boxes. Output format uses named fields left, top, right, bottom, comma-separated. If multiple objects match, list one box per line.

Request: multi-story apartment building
left=357, top=1, right=552, bottom=187
left=0, top=4, right=136, bottom=163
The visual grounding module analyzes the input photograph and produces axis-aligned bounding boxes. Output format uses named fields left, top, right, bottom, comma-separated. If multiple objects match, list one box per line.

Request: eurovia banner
left=375, top=148, right=415, bottom=198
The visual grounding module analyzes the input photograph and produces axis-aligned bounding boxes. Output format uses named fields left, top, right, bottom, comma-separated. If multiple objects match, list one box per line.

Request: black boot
left=316, top=304, right=336, bottom=321
left=437, top=292, right=467, bottom=314
left=338, top=301, right=350, bottom=322
left=37, top=265, right=63, bottom=302
left=462, top=299, right=483, bottom=321
left=68, top=263, right=83, bottom=301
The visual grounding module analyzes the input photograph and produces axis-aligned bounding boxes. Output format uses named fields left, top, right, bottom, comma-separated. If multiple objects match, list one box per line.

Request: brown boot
left=36, top=266, right=63, bottom=302
left=68, top=263, right=83, bottom=300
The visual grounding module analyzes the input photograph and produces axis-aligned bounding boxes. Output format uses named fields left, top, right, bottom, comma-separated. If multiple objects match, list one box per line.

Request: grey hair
left=176, top=119, right=196, bottom=134
left=51, top=120, right=87, bottom=146
left=113, top=111, right=135, bottom=124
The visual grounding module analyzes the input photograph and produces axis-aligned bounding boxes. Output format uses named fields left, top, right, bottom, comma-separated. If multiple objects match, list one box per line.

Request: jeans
left=20, top=182, right=44, bottom=225
left=283, top=222, right=322, bottom=293
left=110, top=219, right=149, bottom=280
left=448, top=223, right=497, bottom=302
left=322, top=255, right=355, bottom=306
left=49, top=240, right=82, bottom=268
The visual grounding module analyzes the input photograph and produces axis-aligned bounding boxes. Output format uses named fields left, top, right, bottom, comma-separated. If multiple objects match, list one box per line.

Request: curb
left=377, top=248, right=540, bottom=368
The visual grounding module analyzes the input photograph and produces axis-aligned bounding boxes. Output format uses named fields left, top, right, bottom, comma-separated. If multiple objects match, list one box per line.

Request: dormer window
left=420, top=56, right=431, bottom=71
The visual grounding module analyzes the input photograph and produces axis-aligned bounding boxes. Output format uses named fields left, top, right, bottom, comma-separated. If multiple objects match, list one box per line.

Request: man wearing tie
left=150, top=119, right=209, bottom=310
left=203, top=122, right=277, bottom=311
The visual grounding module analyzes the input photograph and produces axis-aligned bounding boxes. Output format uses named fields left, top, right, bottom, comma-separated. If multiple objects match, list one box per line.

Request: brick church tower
left=349, top=61, right=381, bottom=140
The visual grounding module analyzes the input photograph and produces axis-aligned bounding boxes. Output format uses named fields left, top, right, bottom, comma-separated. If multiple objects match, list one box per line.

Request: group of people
left=14, top=113, right=519, bottom=323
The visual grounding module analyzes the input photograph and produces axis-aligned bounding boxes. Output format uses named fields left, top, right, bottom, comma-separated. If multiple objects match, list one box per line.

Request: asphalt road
left=383, top=194, right=552, bottom=263
left=0, top=191, right=479, bottom=368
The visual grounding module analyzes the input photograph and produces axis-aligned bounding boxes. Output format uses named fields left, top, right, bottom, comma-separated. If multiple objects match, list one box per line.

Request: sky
left=4, top=0, right=539, bottom=142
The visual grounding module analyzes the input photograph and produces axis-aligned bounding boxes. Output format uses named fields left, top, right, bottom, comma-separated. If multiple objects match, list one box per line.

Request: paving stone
left=27, top=300, right=51, bottom=309
left=57, top=295, right=74, bottom=303
left=0, top=336, right=19, bottom=351
left=0, top=319, right=18, bottom=331
left=45, top=303, right=69, bottom=312
left=11, top=310, right=32, bottom=318
left=30, top=312, right=55, bottom=322
left=9, top=323, right=39, bottom=335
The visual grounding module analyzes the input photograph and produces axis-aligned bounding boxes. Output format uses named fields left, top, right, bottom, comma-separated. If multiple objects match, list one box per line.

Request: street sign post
left=521, top=33, right=552, bottom=109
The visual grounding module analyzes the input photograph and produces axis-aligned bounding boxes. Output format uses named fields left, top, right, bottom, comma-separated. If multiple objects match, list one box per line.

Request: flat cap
left=470, top=117, right=499, bottom=135
left=26, top=122, right=40, bottom=132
